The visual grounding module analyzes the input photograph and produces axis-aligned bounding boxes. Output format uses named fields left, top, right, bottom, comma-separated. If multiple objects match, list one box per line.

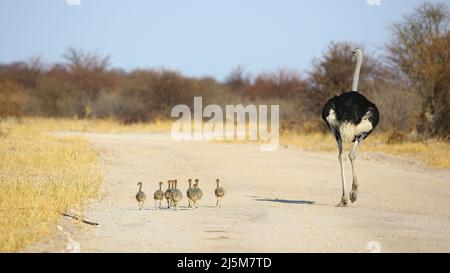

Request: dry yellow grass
left=0, top=119, right=103, bottom=252
left=19, top=117, right=172, bottom=133
left=281, top=131, right=450, bottom=169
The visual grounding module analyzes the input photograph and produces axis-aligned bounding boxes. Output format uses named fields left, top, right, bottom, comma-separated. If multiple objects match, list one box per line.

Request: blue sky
left=0, top=0, right=441, bottom=79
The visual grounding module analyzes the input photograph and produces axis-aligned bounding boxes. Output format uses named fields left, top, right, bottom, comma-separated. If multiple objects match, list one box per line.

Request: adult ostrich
left=321, top=48, right=379, bottom=207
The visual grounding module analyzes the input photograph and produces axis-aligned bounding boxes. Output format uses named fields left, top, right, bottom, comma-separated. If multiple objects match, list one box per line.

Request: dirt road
left=34, top=133, right=450, bottom=252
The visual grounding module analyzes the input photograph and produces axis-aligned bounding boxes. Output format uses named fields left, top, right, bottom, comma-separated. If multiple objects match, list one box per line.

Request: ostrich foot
left=350, top=186, right=358, bottom=203
left=336, top=197, right=348, bottom=207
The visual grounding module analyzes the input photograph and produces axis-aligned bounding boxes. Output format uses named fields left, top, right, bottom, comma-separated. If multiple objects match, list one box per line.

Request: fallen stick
left=0, top=208, right=99, bottom=225
left=60, top=212, right=99, bottom=226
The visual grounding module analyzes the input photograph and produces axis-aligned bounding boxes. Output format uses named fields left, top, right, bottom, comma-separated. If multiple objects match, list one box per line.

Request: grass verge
left=0, top=119, right=103, bottom=252
left=19, top=117, right=172, bottom=133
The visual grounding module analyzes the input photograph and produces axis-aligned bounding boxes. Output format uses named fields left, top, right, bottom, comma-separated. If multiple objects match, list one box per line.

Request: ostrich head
left=159, top=181, right=163, bottom=185
left=352, top=48, right=363, bottom=59
left=137, top=182, right=143, bottom=186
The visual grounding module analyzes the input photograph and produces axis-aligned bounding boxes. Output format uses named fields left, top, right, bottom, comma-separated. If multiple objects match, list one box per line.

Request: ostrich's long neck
left=352, top=54, right=363, bottom=92
left=159, top=184, right=162, bottom=190
left=216, top=181, right=220, bottom=189
left=139, top=184, right=142, bottom=191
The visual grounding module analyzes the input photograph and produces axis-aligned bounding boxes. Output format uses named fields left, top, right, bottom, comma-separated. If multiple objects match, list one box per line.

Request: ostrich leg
left=349, top=138, right=362, bottom=203
left=336, top=138, right=348, bottom=207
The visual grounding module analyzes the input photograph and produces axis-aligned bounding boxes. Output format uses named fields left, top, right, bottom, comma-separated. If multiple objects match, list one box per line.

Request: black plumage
left=322, top=91, right=379, bottom=142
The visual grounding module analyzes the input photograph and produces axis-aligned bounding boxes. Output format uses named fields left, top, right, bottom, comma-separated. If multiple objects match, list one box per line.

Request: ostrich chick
left=186, top=178, right=195, bottom=208
left=170, top=179, right=183, bottom=209
left=191, top=179, right=203, bottom=208
left=153, top=181, right=165, bottom=209
left=136, top=182, right=146, bottom=210
left=164, top=180, right=173, bottom=208
left=214, top=179, right=225, bottom=207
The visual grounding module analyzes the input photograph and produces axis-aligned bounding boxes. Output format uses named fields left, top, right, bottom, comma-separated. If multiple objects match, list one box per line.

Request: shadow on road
left=250, top=196, right=315, bottom=205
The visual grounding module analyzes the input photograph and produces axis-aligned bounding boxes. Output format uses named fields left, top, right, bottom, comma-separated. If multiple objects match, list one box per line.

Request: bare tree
left=62, top=48, right=116, bottom=116
left=387, top=2, right=450, bottom=139
left=63, top=48, right=110, bottom=72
